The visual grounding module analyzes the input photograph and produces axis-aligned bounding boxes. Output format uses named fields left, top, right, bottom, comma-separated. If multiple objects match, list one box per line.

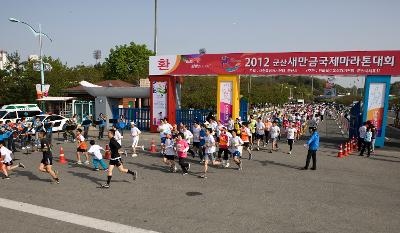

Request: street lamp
left=9, top=17, right=52, bottom=111
left=154, top=0, right=158, bottom=55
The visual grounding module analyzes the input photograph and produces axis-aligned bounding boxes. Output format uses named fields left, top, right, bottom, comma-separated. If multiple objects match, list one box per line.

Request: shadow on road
left=256, top=159, right=302, bottom=170
left=67, top=171, right=129, bottom=185
left=15, top=170, right=52, bottom=183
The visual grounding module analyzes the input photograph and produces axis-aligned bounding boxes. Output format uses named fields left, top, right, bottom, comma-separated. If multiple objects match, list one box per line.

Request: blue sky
left=1, top=0, right=399, bottom=87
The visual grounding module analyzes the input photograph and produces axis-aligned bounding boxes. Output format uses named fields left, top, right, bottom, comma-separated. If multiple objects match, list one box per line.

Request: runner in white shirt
left=255, top=117, right=265, bottom=151
left=130, top=122, right=144, bottom=157
left=88, top=140, right=108, bottom=171
left=285, top=123, right=297, bottom=154
left=192, top=122, right=201, bottom=157
left=112, top=125, right=123, bottom=145
left=200, top=128, right=221, bottom=178
left=229, top=131, right=243, bottom=170
left=269, top=121, right=281, bottom=152
left=0, top=141, right=25, bottom=179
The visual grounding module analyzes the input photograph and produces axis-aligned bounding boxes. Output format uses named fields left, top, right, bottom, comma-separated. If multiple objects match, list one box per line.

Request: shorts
left=232, top=151, right=241, bottom=158
left=271, top=138, right=277, bottom=143
left=243, top=142, right=250, bottom=148
left=109, top=158, right=123, bottom=167
left=193, top=142, right=200, bottom=148
left=3, top=160, right=13, bottom=166
left=132, top=136, right=139, bottom=147
left=204, top=153, right=216, bottom=161
left=256, top=134, right=264, bottom=140
left=41, top=157, right=53, bottom=166
left=77, top=148, right=87, bottom=153
left=164, top=154, right=175, bottom=161
left=161, top=137, right=166, bottom=144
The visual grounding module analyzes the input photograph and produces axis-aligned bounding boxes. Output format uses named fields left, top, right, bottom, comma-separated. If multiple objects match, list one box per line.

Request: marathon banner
left=149, top=51, right=400, bottom=76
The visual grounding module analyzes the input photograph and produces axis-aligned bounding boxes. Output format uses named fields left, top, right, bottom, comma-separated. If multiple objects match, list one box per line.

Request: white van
left=0, top=104, right=42, bottom=123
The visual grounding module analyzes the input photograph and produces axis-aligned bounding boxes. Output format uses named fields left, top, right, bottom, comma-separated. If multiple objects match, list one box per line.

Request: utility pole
left=154, top=0, right=158, bottom=55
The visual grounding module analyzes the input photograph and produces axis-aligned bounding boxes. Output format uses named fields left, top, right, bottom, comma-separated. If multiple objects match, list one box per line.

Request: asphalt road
left=1, top=118, right=399, bottom=233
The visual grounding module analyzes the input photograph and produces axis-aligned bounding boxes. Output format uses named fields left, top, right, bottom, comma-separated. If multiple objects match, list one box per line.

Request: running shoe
left=53, top=178, right=60, bottom=184
left=93, top=168, right=100, bottom=171
left=200, top=174, right=207, bottom=179
left=101, top=183, right=110, bottom=188
left=3, top=176, right=10, bottom=180
left=182, top=172, right=188, bottom=176
left=76, top=161, right=83, bottom=165
left=141, top=145, right=145, bottom=151
left=224, top=163, right=230, bottom=168
left=288, top=151, right=292, bottom=155
left=132, top=153, right=138, bottom=157
left=18, top=163, right=25, bottom=168
left=84, top=160, right=90, bottom=165
left=187, top=163, right=191, bottom=171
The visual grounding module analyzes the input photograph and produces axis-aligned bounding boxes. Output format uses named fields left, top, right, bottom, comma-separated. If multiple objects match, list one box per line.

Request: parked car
left=35, top=114, right=68, bottom=132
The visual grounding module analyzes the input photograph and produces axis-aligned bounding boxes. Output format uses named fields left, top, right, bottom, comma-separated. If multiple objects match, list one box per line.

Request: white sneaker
left=84, top=160, right=90, bottom=165
left=288, top=151, right=292, bottom=154
left=76, top=161, right=83, bottom=165
left=22, top=147, right=26, bottom=150
left=141, top=145, right=145, bottom=151
left=224, top=163, right=230, bottom=168
left=187, top=163, right=191, bottom=171
left=132, top=153, right=138, bottom=157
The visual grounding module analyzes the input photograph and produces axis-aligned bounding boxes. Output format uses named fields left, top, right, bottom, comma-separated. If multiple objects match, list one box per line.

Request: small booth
left=36, top=96, right=76, bottom=116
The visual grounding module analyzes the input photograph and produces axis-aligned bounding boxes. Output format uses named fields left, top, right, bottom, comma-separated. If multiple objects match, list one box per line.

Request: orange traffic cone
left=59, top=146, right=67, bottom=164
left=104, top=144, right=111, bottom=160
left=149, top=138, right=157, bottom=153
left=344, top=143, right=349, bottom=156
left=337, top=144, right=343, bottom=158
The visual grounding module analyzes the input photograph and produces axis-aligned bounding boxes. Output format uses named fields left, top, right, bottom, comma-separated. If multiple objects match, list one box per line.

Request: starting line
left=0, top=197, right=159, bottom=233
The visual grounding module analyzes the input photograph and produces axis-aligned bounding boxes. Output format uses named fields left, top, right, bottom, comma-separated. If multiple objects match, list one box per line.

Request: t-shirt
left=249, top=120, right=257, bottom=134
left=165, top=138, right=176, bottom=156
left=131, top=127, right=141, bottom=137
left=240, top=128, right=251, bottom=142
left=192, top=126, right=201, bottom=142
left=365, top=131, right=372, bottom=142
left=0, top=146, right=13, bottom=163
left=229, top=136, right=243, bottom=153
left=227, top=120, right=234, bottom=130
left=359, top=126, right=367, bottom=139
left=109, top=137, right=121, bottom=158
left=270, top=126, right=280, bottom=139
left=114, top=130, right=122, bottom=145
left=204, top=135, right=216, bottom=154
left=176, top=140, right=189, bottom=158
left=41, top=138, right=52, bottom=158
left=183, top=130, right=193, bottom=143
left=219, top=133, right=229, bottom=149
left=77, top=134, right=87, bottom=149
left=88, top=145, right=104, bottom=160
left=286, top=127, right=297, bottom=140
left=256, top=122, right=265, bottom=135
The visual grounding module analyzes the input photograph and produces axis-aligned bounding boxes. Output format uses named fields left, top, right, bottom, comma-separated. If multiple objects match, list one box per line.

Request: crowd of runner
left=0, top=102, right=377, bottom=187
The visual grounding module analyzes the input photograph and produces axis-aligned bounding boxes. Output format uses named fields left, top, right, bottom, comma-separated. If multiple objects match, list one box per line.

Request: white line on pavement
left=0, top=197, right=159, bottom=233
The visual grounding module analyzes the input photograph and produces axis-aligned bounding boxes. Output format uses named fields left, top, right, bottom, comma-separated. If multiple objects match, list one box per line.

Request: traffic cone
left=149, top=138, right=157, bottom=153
left=337, top=144, right=343, bottom=158
left=104, top=144, right=111, bottom=160
left=59, top=146, right=67, bottom=164
left=344, top=143, right=349, bottom=156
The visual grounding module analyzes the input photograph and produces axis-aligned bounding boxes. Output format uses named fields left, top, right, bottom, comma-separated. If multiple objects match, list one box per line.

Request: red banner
left=149, top=51, right=400, bottom=76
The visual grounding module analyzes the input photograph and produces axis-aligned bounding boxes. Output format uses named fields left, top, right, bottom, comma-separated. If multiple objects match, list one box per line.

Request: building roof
left=37, top=96, right=76, bottom=101
left=65, top=80, right=136, bottom=93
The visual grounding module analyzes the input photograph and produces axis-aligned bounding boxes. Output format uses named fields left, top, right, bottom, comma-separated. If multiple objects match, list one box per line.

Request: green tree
left=104, top=42, right=154, bottom=84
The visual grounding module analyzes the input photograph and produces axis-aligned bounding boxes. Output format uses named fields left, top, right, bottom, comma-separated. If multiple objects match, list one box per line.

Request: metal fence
left=112, top=108, right=150, bottom=131
left=176, top=109, right=210, bottom=130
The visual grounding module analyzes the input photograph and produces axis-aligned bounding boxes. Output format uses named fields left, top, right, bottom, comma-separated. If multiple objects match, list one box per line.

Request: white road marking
left=0, top=197, right=159, bottom=233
